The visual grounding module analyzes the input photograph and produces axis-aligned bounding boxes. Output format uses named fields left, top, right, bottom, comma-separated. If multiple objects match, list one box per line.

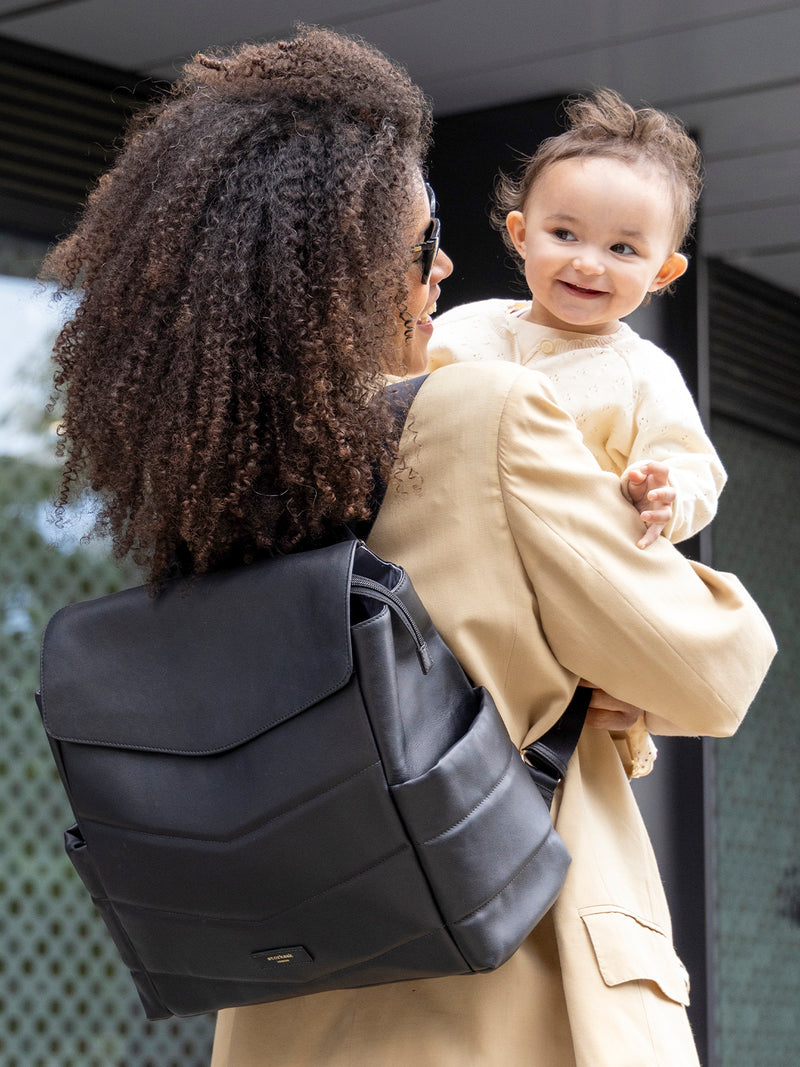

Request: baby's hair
left=493, top=88, right=703, bottom=262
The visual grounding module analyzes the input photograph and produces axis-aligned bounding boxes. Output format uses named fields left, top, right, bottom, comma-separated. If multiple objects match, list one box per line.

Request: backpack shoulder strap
left=522, top=686, right=591, bottom=807
left=385, top=373, right=429, bottom=421
left=348, top=374, right=429, bottom=540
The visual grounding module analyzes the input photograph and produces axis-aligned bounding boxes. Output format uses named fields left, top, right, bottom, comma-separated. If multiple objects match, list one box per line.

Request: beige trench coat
left=212, top=362, right=776, bottom=1066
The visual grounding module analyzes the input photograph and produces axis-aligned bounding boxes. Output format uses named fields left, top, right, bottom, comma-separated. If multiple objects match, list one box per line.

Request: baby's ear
left=505, top=211, right=527, bottom=258
left=650, top=252, right=688, bottom=292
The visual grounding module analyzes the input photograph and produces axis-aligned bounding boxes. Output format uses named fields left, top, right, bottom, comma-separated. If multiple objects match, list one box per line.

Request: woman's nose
left=432, top=248, right=453, bottom=284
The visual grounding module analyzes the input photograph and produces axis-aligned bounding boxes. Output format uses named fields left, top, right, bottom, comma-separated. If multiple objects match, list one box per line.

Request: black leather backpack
left=36, top=377, right=588, bottom=1019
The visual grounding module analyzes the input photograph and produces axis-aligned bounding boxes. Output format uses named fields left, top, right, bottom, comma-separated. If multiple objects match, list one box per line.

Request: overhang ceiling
left=1, top=0, right=799, bottom=298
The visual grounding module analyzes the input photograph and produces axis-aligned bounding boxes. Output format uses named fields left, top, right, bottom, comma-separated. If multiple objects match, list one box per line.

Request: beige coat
left=212, top=362, right=776, bottom=1066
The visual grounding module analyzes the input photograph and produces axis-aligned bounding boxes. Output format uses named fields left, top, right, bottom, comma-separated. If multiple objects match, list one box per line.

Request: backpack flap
left=39, top=539, right=359, bottom=756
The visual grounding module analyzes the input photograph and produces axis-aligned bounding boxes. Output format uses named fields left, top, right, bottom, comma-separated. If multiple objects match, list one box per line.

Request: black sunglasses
left=410, top=183, right=441, bottom=285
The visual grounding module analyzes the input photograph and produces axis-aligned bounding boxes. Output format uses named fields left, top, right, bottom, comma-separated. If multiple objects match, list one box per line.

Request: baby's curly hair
left=493, top=87, right=703, bottom=263
left=42, top=26, right=431, bottom=581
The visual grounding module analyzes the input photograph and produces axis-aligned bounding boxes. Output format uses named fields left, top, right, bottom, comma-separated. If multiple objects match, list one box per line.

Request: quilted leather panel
left=64, top=679, right=377, bottom=838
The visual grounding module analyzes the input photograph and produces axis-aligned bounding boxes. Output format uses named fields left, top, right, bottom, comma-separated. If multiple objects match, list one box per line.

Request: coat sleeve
left=496, top=368, right=775, bottom=737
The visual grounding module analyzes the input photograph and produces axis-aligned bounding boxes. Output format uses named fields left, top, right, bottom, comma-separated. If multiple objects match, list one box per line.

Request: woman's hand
left=580, top=681, right=643, bottom=731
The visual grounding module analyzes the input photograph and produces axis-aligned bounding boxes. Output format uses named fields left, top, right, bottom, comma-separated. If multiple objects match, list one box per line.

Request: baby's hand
left=623, top=461, right=676, bottom=549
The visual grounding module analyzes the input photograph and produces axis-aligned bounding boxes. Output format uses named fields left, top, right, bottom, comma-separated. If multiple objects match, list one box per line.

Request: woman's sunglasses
left=410, top=183, right=441, bottom=285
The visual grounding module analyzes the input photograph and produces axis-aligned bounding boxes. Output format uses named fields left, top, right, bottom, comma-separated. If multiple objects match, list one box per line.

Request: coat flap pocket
left=580, top=906, right=690, bottom=1005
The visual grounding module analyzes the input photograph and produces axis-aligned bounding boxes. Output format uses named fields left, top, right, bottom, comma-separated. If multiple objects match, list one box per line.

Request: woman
left=43, top=27, right=775, bottom=1067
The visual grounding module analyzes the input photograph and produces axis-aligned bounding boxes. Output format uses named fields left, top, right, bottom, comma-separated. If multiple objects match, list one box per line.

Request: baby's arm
left=614, top=341, right=727, bottom=543
left=623, top=461, right=677, bottom=549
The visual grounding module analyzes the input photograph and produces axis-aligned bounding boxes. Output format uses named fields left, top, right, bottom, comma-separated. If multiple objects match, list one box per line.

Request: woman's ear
left=505, top=211, right=527, bottom=258
left=649, top=251, right=689, bottom=292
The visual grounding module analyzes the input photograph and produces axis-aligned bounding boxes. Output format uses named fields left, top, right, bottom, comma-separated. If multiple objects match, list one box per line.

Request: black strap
left=377, top=373, right=429, bottom=518
left=522, top=685, right=591, bottom=807
left=385, top=373, right=430, bottom=416
left=347, top=374, right=429, bottom=541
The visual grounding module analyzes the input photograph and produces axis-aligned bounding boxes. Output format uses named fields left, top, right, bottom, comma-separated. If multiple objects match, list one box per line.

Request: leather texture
left=39, top=539, right=572, bottom=1019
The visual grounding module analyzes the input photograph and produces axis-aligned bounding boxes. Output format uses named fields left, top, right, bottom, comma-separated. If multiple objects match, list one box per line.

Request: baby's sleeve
left=659, top=457, right=726, bottom=542
left=427, top=300, right=513, bottom=372
left=610, top=717, right=658, bottom=778
left=620, top=342, right=727, bottom=542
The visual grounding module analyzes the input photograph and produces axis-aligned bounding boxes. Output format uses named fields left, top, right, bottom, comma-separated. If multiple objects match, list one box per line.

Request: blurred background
left=1, top=2, right=797, bottom=1064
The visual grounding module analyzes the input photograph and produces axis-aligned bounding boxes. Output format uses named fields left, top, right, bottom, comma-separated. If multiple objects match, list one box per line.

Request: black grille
left=709, top=258, right=800, bottom=445
left=0, top=34, right=158, bottom=238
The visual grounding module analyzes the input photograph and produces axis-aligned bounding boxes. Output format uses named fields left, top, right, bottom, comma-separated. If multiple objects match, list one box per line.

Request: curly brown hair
left=493, top=88, right=703, bottom=263
left=42, top=26, right=431, bottom=581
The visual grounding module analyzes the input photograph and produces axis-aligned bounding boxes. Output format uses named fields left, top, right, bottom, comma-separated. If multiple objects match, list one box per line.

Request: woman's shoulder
left=419, top=360, right=560, bottom=426
left=425, top=357, right=544, bottom=388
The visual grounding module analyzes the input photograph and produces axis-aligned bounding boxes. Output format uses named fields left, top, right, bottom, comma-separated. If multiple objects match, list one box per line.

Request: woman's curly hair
left=42, top=26, right=431, bottom=582
left=492, top=87, right=703, bottom=262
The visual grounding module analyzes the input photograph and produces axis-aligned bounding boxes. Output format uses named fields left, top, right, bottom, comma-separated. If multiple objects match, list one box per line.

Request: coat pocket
left=579, top=905, right=691, bottom=1005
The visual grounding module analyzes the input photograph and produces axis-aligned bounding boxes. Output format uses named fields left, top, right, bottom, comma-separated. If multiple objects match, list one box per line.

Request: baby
left=428, top=88, right=725, bottom=551
left=429, top=89, right=725, bottom=777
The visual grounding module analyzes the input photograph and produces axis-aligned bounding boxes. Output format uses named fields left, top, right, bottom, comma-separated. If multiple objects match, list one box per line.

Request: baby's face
left=506, top=155, right=687, bottom=335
